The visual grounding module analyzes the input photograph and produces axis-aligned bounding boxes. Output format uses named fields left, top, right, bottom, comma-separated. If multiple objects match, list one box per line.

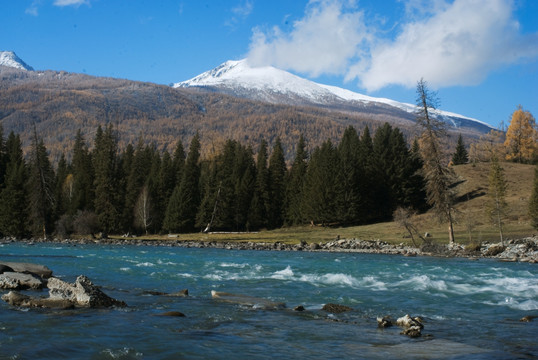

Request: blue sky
left=2, top=0, right=537, bottom=128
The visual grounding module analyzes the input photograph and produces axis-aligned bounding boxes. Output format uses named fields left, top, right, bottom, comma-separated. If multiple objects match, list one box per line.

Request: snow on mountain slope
left=0, top=51, right=34, bottom=71
left=174, top=59, right=492, bottom=130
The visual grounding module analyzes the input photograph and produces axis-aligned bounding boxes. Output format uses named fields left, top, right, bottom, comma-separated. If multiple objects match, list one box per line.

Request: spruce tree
left=452, top=134, right=469, bottom=165
left=0, top=132, right=28, bottom=237
left=123, top=138, right=151, bottom=232
left=337, top=126, right=362, bottom=224
left=285, top=135, right=308, bottom=225
left=27, top=129, right=56, bottom=239
left=92, top=125, right=120, bottom=235
left=163, top=133, right=201, bottom=232
left=71, top=130, right=94, bottom=213
left=528, top=165, right=538, bottom=230
left=249, top=139, right=270, bottom=229
left=267, top=138, right=286, bottom=229
left=302, top=139, right=339, bottom=225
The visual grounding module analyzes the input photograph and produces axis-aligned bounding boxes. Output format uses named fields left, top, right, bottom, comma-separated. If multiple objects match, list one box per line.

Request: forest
left=0, top=122, right=429, bottom=239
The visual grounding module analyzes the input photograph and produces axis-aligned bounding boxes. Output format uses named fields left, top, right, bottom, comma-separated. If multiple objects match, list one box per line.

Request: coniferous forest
left=0, top=123, right=428, bottom=238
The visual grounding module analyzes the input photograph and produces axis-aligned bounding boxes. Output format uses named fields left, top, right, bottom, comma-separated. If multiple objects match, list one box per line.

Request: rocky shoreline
left=1, top=235, right=537, bottom=263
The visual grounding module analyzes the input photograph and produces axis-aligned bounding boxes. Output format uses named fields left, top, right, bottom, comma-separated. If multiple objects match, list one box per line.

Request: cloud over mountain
left=247, top=0, right=538, bottom=91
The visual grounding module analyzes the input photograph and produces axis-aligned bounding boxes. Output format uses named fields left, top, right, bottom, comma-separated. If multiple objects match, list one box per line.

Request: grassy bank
left=108, top=162, right=536, bottom=247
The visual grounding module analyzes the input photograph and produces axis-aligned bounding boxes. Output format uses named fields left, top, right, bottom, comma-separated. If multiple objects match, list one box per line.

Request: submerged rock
left=322, top=303, right=353, bottom=314
left=156, top=311, right=186, bottom=317
left=396, top=314, right=424, bottom=337
left=377, top=316, right=393, bottom=328
left=211, top=290, right=285, bottom=310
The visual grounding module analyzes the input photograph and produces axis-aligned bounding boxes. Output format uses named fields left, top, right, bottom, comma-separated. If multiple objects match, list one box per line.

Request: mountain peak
left=0, top=51, right=34, bottom=71
left=174, top=59, right=492, bottom=133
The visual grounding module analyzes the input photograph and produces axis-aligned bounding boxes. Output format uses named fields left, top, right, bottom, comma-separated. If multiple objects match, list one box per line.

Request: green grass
left=110, top=162, right=536, bottom=247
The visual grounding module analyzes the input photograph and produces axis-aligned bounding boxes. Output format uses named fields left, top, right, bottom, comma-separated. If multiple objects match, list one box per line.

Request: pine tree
left=0, top=132, right=28, bottom=237
left=487, top=157, right=508, bottom=244
left=504, top=106, right=538, bottom=163
left=123, top=137, right=151, bottom=232
left=267, top=138, right=286, bottom=229
left=285, top=135, right=308, bottom=225
left=415, top=78, right=457, bottom=244
left=528, top=165, right=538, bottom=230
left=27, top=128, right=56, bottom=239
left=452, top=134, right=469, bottom=165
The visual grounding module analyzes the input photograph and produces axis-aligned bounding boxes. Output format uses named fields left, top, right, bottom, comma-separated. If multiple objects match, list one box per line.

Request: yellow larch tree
left=504, top=106, right=538, bottom=163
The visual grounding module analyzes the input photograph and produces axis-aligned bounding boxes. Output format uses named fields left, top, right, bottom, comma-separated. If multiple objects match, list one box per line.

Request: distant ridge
left=174, top=59, right=493, bottom=134
left=0, top=51, right=34, bottom=71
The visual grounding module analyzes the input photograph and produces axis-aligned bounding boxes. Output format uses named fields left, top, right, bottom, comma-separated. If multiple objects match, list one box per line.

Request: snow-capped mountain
left=174, top=59, right=492, bottom=133
left=0, top=51, right=34, bottom=71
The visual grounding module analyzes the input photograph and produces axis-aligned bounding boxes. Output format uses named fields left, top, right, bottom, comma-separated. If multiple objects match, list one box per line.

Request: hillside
left=1, top=65, right=483, bottom=163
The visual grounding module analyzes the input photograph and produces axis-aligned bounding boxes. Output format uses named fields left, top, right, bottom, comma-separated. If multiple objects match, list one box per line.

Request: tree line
left=0, top=122, right=429, bottom=239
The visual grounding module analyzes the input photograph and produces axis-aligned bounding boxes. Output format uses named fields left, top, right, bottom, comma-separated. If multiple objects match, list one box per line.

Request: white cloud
left=247, top=0, right=538, bottom=91
left=53, top=0, right=90, bottom=7
left=226, top=1, right=254, bottom=29
left=247, top=0, right=371, bottom=77
left=25, top=0, right=41, bottom=16
left=356, top=0, right=538, bottom=91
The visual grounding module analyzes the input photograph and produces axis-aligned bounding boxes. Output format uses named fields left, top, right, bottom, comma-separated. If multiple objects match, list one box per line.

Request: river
left=1, top=242, right=537, bottom=359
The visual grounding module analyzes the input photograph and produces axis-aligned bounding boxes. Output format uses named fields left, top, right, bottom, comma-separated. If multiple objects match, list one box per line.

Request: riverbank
left=1, top=235, right=537, bottom=263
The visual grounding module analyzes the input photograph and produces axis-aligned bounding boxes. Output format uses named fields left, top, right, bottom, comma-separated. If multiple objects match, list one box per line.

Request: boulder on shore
left=1, top=291, right=74, bottom=309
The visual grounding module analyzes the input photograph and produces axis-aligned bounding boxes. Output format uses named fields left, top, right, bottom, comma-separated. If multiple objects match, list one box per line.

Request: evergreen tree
left=415, top=78, right=457, bottom=244
left=0, top=124, right=6, bottom=187
left=0, top=132, right=28, bottom=237
left=487, top=157, right=508, bottom=244
left=302, top=139, right=339, bottom=225
left=122, top=138, right=152, bottom=232
left=27, top=129, right=56, bottom=238
left=285, top=135, right=308, bottom=225
left=54, top=153, right=71, bottom=220
left=357, top=126, right=381, bottom=223
left=196, top=157, right=219, bottom=231
left=172, top=140, right=186, bottom=187
left=233, top=144, right=256, bottom=230
left=92, top=125, right=120, bottom=235
left=163, top=133, right=201, bottom=232
left=529, top=165, right=538, bottom=230
left=249, top=139, right=270, bottom=229
left=70, top=130, right=94, bottom=213
left=267, top=138, right=286, bottom=229
left=452, top=134, right=469, bottom=165
left=336, top=126, right=362, bottom=224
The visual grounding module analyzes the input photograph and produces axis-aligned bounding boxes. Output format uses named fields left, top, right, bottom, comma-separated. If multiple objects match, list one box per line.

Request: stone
left=321, top=303, right=353, bottom=314
left=1, top=291, right=74, bottom=309
left=0, top=262, right=53, bottom=278
left=156, top=311, right=186, bottom=317
left=293, top=305, right=305, bottom=311
left=484, top=244, right=506, bottom=257
left=401, top=326, right=423, bottom=338
left=211, top=290, right=286, bottom=310
left=166, top=289, right=189, bottom=297
left=377, top=316, right=393, bottom=328
left=0, top=272, right=44, bottom=290
left=396, top=314, right=424, bottom=329
left=47, top=275, right=126, bottom=308
left=0, top=264, right=14, bottom=274
left=519, top=315, right=536, bottom=322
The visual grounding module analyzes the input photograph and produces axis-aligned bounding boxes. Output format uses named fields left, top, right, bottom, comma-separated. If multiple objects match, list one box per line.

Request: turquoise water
left=1, top=242, right=537, bottom=359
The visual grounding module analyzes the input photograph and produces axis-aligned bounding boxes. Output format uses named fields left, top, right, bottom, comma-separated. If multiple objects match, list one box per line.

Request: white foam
left=272, top=266, right=294, bottom=279
left=136, top=262, right=155, bottom=267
